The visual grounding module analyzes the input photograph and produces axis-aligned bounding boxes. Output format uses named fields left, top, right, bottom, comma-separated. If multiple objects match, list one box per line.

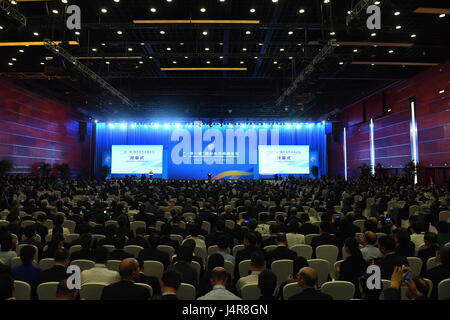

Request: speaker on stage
left=78, top=121, right=87, bottom=142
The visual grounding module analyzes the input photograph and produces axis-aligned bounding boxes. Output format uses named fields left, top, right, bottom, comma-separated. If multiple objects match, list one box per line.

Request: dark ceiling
left=0, top=0, right=449, bottom=122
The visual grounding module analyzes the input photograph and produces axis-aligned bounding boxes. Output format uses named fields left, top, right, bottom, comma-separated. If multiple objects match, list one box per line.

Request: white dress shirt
left=236, top=271, right=261, bottom=294
left=197, top=285, right=242, bottom=300
left=81, top=263, right=120, bottom=285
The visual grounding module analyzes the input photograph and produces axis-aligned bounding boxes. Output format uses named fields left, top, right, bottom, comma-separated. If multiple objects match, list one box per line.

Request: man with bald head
left=360, top=231, right=383, bottom=262
left=288, top=267, right=332, bottom=300
left=101, top=258, right=150, bottom=300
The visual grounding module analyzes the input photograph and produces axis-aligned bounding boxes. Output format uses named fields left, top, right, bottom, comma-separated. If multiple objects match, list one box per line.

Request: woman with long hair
left=338, top=237, right=367, bottom=298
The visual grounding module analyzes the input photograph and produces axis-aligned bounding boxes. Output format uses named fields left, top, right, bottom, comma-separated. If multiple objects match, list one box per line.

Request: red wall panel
left=0, top=81, right=92, bottom=177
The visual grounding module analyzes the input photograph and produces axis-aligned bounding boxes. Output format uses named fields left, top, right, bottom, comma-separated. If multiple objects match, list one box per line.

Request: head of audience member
left=297, top=267, right=318, bottom=289
left=0, top=233, right=13, bottom=252
left=114, top=234, right=127, bottom=250
left=437, top=246, right=450, bottom=266
left=105, top=224, right=117, bottom=238
left=117, top=214, right=129, bottom=228
left=378, top=236, right=396, bottom=255
left=216, top=219, right=226, bottom=232
left=54, top=248, right=70, bottom=267
left=56, top=280, right=79, bottom=300
left=161, top=269, right=182, bottom=294
left=189, top=224, right=201, bottom=237
left=207, top=254, right=224, bottom=273
left=243, top=232, right=257, bottom=248
left=344, top=237, right=363, bottom=259
left=364, top=231, right=378, bottom=246
left=36, top=213, right=47, bottom=224
left=93, top=246, right=109, bottom=264
left=148, top=234, right=161, bottom=248
left=0, top=274, right=14, bottom=300
left=47, top=233, right=65, bottom=251
left=247, top=219, right=258, bottom=232
left=79, top=233, right=93, bottom=250
left=250, top=250, right=266, bottom=272
left=293, top=257, right=309, bottom=277
left=177, top=243, right=194, bottom=263
left=135, top=227, right=146, bottom=238
left=359, top=273, right=382, bottom=300
left=258, top=270, right=277, bottom=298
left=23, top=225, right=37, bottom=240
left=319, top=221, right=332, bottom=234
left=20, top=245, right=36, bottom=265
left=119, top=258, right=140, bottom=281
left=160, top=224, right=171, bottom=237
left=364, top=220, right=377, bottom=232
left=423, top=232, right=438, bottom=248
left=410, top=222, right=423, bottom=235
left=224, top=205, right=233, bottom=214
left=269, top=224, right=280, bottom=236
left=209, top=267, right=228, bottom=287
left=288, top=220, right=300, bottom=234
left=275, top=233, right=288, bottom=247
left=394, top=228, right=411, bottom=246
left=300, top=213, right=310, bottom=224
left=217, top=235, right=229, bottom=252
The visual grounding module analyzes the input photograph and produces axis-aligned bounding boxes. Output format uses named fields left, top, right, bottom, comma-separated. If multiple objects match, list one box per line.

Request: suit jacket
left=36, top=265, right=67, bottom=285
left=127, top=237, right=148, bottom=248
left=298, top=223, right=320, bottom=236
left=418, top=245, right=439, bottom=277
left=265, top=246, right=297, bottom=268
left=426, top=264, right=450, bottom=299
left=170, top=225, right=187, bottom=238
left=136, top=273, right=161, bottom=295
left=395, top=242, right=415, bottom=258
left=375, top=253, right=409, bottom=279
left=159, top=237, right=179, bottom=252
left=288, top=288, right=333, bottom=300
left=138, top=247, right=171, bottom=270
left=101, top=280, right=150, bottom=300
left=170, top=262, right=198, bottom=288
left=310, top=234, right=340, bottom=256
left=234, top=246, right=263, bottom=279
left=161, top=293, right=178, bottom=300
left=109, top=249, right=133, bottom=261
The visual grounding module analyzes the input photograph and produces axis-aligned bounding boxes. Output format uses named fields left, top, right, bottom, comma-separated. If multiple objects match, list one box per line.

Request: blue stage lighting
left=120, top=123, right=127, bottom=129
left=108, top=123, right=115, bottom=128
left=274, top=124, right=279, bottom=128
left=295, top=123, right=301, bottom=129
left=175, top=123, right=181, bottom=128
left=252, top=124, right=257, bottom=128
left=286, top=123, right=292, bottom=129
left=308, top=123, right=313, bottom=128
left=229, top=124, right=234, bottom=128
left=153, top=123, right=160, bottom=128
left=130, top=123, right=136, bottom=128
left=263, top=123, right=269, bottom=128
left=163, top=123, right=170, bottom=129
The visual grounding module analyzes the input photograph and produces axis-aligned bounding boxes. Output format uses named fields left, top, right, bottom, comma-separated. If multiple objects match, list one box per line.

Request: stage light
left=94, top=120, right=98, bottom=123
left=370, top=118, right=376, bottom=175
left=343, top=127, right=348, bottom=181
left=175, top=123, right=181, bottom=128
left=274, top=124, right=279, bottom=128
left=286, top=123, right=292, bottom=128
left=229, top=124, right=234, bottom=128
left=153, top=123, right=160, bottom=128
left=296, top=123, right=301, bottom=129
left=120, top=123, right=127, bottom=129
left=108, top=123, right=115, bottom=128
left=252, top=124, right=257, bottom=128
left=164, top=123, right=170, bottom=129
left=130, top=123, right=136, bottom=128
left=143, top=124, right=148, bottom=128
left=308, top=123, right=313, bottom=128
left=263, top=123, right=269, bottom=128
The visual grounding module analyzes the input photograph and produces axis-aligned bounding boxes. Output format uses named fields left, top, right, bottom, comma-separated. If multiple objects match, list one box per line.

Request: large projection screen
left=111, top=145, right=163, bottom=174
left=258, top=145, right=310, bottom=175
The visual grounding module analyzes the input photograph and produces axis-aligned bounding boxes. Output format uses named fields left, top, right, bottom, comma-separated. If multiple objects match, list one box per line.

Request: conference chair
left=177, top=283, right=196, bottom=300
left=307, top=259, right=330, bottom=287
left=312, top=221, right=321, bottom=227
left=225, top=220, right=235, bottom=230
left=291, top=244, right=313, bottom=260
left=157, top=245, right=176, bottom=260
left=439, top=211, right=450, bottom=222
left=316, top=245, right=339, bottom=278
left=16, top=244, right=38, bottom=261
left=304, top=234, right=319, bottom=245
left=135, top=283, right=153, bottom=299
left=38, top=258, right=55, bottom=271
left=239, top=259, right=252, bottom=278
left=80, top=282, right=106, bottom=300
left=182, top=212, right=196, bottom=221
left=264, top=245, right=277, bottom=252
left=379, top=280, right=392, bottom=300
left=424, top=278, right=433, bottom=298
left=406, top=257, right=423, bottom=277
left=376, top=232, right=387, bottom=239
left=14, top=280, right=31, bottom=300
left=21, top=220, right=36, bottom=229
left=71, top=259, right=95, bottom=271
left=10, top=233, right=18, bottom=244
left=224, top=260, right=234, bottom=279
left=231, top=245, right=244, bottom=257
left=44, top=220, right=54, bottom=230
left=438, top=279, right=450, bottom=300
left=37, top=282, right=59, bottom=300
left=353, top=219, right=366, bottom=232
left=92, top=234, right=106, bottom=242
left=69, top=245, right=82, bottom=256
left=426, top=257, right=438, bottom=271
left=124, top=245, right=144, bottom=258
left=0, top=220, right=9, bottom=228
left=155, top=221, right=165, bottom=231
left=241, top=284, right=262, bottom=300
left=106, top=260, right=121, bottom=272
left=321, top=281, right=355, bottom=300
left=62, top=220, right=76, bottom=234
left=272, top=259, right=293, bottom=286
left=131, top=221, right=146, bottom=236
left=143, top=261, right=164, bottom=280
left=170, top=234, right=183, bottom=246
left=283, top=282, right=302, bottom=300
left=445, top=242, right=450, bottom=247
left=189, top=261, right=201, bottom=281
left=105, top=220, right=119, bottom=228
left=193, top=246, right=207, bottom=263
left=102, top=245, right=115, bottom=253
left=65, top=233, right=80, bottom=244
left=11, top=257, right=37, bottom=268
left=334, top=260, right=344, bottom=281
left=201, top=221, right=211, bottom=234
left=45, top=234, right=53, bottom=243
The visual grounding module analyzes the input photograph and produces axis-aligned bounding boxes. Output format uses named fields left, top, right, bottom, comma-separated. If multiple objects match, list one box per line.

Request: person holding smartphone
left=383, top=266, right=429, bottom=300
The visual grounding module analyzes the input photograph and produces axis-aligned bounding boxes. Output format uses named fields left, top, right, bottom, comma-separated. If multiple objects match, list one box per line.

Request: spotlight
left=108, top=123, right=115, bottom=128
left=175, top=123, right=181, bottom=128
left=120, top=123, right=127, bottom=129
left=163, top=123, right=170, bottom=129
left=153, top=123, right=160, bottom=128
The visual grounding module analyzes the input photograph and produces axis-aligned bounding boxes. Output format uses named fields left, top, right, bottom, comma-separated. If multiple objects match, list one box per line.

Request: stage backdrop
left=95, top=123, right=327, bottom=179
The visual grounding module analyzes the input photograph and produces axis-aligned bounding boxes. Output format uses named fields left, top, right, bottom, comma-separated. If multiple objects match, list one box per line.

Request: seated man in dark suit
left=375, top=236, right=409, bottom=280
left=310, top=221, right=340, bottom=257
left=138, top=234, right=170, bottom=270
left=298, top=214, right=319, bottom=235
left=426, top=246, right=450, bottom=299
left=109, top=234, right=134, bottom=261
left=261, top=224, right=280, bottom=248
left=36, top=248, right=69, bottom=287
left=266, top=234, right=297, bottom=269
left=69, top=233, right=94, bottom=262
left=159, top=224, right=179, bottom=253
left=234, top=233, right=263, bottom=280
left=258, top=270, right=278, bottom=300
left=132, top=204, right=153, bottom=227
left=169, top=244, right=198, bottom=288
left=159, top=269, right=182, bottom=300
left=101, top=258, right=150, bottom=300
left=96, top=224, right=117, bottom=248
left=418, top=232, right=439, bottom=277
left=288, top=267, right=332, bottom=300
left=170, top=216, right=187, bottom=238
left=127, top=227, right=148, bottom=248
left=135, top=258, right=161, bottom=295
